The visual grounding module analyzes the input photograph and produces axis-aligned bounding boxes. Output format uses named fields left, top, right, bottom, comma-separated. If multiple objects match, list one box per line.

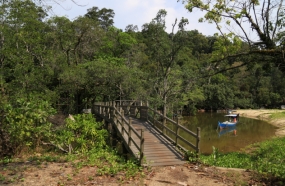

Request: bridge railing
left=147, top=108, right=200, bottom=157
left=94, top=100, right=200, bottom=159
left=113, top=100, right=148, bottom=119
left=113, top=101, right=200, bottom=156
left=93, top=102, right=145, bottom=165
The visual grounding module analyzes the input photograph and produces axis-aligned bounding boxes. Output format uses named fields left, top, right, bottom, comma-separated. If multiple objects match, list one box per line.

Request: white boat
left=218, top=113, right=239, bottom=128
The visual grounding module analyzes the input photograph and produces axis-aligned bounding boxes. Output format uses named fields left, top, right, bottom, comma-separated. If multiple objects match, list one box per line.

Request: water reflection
left=177, top=112, right=277, bottom=154
left=218, top=126, right=237, bottom=137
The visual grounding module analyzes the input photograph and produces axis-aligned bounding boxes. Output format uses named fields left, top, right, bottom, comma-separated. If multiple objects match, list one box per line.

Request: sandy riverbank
left=237, top=109, right=285, bottom=137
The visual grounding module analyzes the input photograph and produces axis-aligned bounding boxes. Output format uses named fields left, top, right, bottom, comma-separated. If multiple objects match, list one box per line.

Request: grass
left=269, top=111, right=285, bottom=120
left=198, top=136, right=285, bottom=182
left=0, top=174, right=5, bottom=181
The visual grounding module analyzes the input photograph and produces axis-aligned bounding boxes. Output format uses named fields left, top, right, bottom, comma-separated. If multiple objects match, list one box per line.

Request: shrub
left=0, top=97, right=56, bottom=156
left=54, top=114, right=108, bottom=154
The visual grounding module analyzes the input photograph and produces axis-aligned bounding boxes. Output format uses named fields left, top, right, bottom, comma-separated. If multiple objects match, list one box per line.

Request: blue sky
left=47, top=0, right=218, bottom=36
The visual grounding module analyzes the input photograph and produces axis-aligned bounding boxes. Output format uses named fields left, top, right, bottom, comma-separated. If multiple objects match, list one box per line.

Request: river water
left=175, top=112, right=277, bottom=155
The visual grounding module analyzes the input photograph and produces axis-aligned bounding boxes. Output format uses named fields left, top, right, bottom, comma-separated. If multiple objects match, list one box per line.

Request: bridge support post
left=108, top=123, right=113, bottom=145
left=175, top=118, right=179, bottom=146
left=196, top=127, right=201, bottom=158
left=152, top=107, right=156, bottom=127
left=113, top=109, right=117, bottom=126
left=163, top=117, right=166, bottom=135
left=121, top=110, right=125, bottom=136
left=128, top=118, right=132, bottom=147
left=140, top=129, right=144, bottom=165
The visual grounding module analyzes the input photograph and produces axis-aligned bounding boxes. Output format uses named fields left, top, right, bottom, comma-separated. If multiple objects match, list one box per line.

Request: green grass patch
left=269, top=111, right=285, bottom=120
left=198, top=137, right=285, bottom=180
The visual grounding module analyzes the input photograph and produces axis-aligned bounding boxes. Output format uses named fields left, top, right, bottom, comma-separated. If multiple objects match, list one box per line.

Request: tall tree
left=84, top=7, right=115, bottom=30
left=141, top=9, right=189, bottom=118
left=179, top=0, right=285, bottom=71
left=0, top=0, right=55, bottom=100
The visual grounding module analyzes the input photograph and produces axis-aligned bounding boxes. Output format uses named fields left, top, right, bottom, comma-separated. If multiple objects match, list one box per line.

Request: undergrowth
left=196, top=137, right=285, bottom=183
left=0, top=97, right=144, bottom=184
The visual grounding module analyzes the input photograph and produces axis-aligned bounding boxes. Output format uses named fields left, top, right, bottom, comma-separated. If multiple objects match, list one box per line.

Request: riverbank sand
left=237, top=109, right=285, bottom=137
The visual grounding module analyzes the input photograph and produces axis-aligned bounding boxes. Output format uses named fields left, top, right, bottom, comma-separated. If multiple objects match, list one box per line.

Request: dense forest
left=1, top=1, right=285, bottom=182
left=0, top=0, right=285, bottom=116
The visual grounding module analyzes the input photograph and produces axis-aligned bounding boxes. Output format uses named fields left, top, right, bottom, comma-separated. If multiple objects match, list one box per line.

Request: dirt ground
left=1, top=109, right=284, bottom=186
left=1, top=161, right=255, bottom=186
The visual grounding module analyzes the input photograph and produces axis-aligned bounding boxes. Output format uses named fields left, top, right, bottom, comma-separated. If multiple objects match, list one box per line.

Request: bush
left=0, top=97, right=56, bottom=157
left=54, top=114, right=108, bottom=154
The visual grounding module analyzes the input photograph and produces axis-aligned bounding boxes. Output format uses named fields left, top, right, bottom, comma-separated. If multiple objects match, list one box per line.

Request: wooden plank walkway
left=123, top=116, right=186, bottom=166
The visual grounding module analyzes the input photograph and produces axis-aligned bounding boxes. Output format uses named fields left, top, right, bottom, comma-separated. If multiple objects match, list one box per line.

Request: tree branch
left=272, top=0, right=284, bottom=39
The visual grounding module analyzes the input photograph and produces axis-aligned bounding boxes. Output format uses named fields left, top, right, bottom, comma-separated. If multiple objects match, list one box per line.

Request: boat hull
left=218, top=121, right=237, bottom=128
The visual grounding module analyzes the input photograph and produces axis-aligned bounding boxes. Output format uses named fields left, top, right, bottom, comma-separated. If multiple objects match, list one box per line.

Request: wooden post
left=107, top=106, right=110, bottom=119
left=140, top=129, right=144, bottom=165
left=113, top=109, right=117, bottom=126
left=175, top=118, right=179, bottom=146
left=108, top=123, right=113, bottom=145
left=112, top=108, right=116, bottom=118
left=128, top=118, right=132, bottom=147
left=121, top=110, right=125, bottom=135
left=153, top=110, right=156, bottom=127
left=163, top=116, right=166, bottom=135
left=196, top=127, right=201, bottom=158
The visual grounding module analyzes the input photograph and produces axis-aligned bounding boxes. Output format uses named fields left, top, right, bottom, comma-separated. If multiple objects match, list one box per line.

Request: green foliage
left=55, top=114, right=108, bottom=154
left=200, top=147, right=252, bottom=168
left=200, top=137, right=285, bottom=180
left=85, top=147, right=142, bottom=178
left=0, top=97, right=56, bottom=155
left=185, top=151, right=198, bottom=162
left=84, top=6, right=115, bottom=30
left=251, top=138, right=285, bottom=178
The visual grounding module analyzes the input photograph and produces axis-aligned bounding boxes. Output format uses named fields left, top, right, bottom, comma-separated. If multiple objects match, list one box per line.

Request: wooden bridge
left=93, top=101, right=200, bottom=166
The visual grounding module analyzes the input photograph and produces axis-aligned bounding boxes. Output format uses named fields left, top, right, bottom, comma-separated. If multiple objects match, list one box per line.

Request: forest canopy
left=0, top=0, right=284, bottom=117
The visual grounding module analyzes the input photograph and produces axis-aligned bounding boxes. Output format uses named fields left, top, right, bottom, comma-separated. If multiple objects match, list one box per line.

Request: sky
left=46, top=0, right=218, bottom=36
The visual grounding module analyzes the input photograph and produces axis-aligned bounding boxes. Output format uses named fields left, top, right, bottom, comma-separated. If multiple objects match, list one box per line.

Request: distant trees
left=0, top=0, right=285, bottom=119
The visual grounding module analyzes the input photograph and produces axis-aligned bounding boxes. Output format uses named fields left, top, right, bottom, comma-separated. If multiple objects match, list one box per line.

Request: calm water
left=174, top=112, right=277, bottom=155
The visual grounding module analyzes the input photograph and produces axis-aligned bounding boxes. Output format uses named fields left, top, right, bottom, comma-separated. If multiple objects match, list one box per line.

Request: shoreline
left=237, top=109, right=285, bottom=137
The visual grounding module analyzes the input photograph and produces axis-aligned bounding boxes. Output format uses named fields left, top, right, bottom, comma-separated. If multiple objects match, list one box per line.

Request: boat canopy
left=224, top=114, right=238, bottom=117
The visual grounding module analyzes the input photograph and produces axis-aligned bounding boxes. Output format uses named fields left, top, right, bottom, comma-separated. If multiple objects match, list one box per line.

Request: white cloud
left=122, top=0, right=141, bottom=10
left=48, top=0, right=218, bottom=35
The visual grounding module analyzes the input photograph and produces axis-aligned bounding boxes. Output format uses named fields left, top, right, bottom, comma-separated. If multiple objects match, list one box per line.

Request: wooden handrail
left=113, top=103, right=200, bottom=155
left=147, top=107, right=200, bottom=155
left=93, top=103, right=145, bottom=164
left=94, top=101, right=200, bottom=161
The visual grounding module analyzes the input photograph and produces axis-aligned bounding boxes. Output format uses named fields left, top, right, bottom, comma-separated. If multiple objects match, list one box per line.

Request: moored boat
left=218, top=112, right=239, bottom=129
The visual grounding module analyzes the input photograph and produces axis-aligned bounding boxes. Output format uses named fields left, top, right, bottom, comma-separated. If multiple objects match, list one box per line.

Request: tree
left=84, top=7, right=115, bottom=30
left=179, top=0, right=285, bottom=71
left=0, top=0, right=56, bottom=101
left=141, top=9, right=189, bottom=118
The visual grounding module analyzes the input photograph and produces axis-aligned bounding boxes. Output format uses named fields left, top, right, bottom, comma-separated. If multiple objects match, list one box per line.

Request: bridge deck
left=122, top=116, right=186, bottom=166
